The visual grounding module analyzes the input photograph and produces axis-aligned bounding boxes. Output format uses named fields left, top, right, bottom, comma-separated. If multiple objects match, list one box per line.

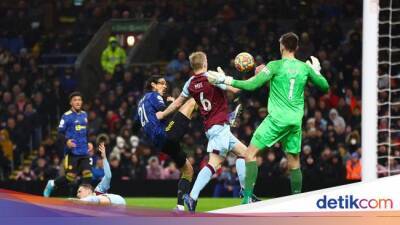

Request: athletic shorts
left=161, top=111, right=191, bottom=168
left=104, top=194, right=126, bottom=205
left=205, top=124, right=239, bottom=157
left=250, top=115, right=302, bottom=154
left=64, top=154, right=92, bottom=174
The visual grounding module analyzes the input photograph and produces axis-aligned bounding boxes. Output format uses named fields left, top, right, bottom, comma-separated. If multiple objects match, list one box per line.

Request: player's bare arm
left=156, top=95, right=188, bottom=120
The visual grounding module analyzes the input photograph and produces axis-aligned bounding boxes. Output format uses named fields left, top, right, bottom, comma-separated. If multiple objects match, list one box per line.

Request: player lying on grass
left=156, top=51, right=259, bottom=213
left=207, top=32, right=330, bottom=204
left=70, top=142, right=126, bottom=205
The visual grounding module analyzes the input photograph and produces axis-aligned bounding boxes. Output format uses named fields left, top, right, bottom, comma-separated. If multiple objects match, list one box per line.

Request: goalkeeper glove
left=306, top=56, right=322, bottom=75
left=207, top=67, right=233, bottom=85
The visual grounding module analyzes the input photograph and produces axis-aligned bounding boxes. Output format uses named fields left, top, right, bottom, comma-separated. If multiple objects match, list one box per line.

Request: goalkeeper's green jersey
left=231, top=58, right=329, bottom=124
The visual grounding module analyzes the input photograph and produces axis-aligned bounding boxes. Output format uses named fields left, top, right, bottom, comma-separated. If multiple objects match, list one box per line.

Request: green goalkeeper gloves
left=306, top=56, right=322, bottom=75
left=207, top=67, right=233, bottom=85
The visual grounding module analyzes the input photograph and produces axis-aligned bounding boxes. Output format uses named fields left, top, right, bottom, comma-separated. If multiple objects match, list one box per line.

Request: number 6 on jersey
left=200, top=92, right=212, bottom=111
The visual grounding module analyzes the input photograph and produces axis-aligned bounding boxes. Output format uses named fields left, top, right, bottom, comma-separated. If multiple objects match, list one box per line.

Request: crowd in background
left=0, top=0, right=380, bottom=196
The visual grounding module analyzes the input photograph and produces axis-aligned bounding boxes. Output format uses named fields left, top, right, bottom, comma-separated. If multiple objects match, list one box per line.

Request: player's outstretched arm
left=95, top=142, right=111, bottom=193
left=156, top=95, right=188, bottom=120
left=208, top=66, right=272, bottom=91
left=230, top=70, right=271, bottom=91
left=208, top=67, right=241, bottom=94
left=306, top=56, right=330, bottom=93
left=226, top=86, right=241, bottom=94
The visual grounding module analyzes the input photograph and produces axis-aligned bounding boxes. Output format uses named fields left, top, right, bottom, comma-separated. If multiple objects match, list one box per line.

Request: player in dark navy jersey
left=137, top=75, right=196, bottom=212
left=44, top=92, right=94, bottom=197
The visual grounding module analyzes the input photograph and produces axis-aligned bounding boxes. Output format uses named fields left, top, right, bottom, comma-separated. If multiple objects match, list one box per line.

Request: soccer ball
left=234, top=52, right=255, bottom=72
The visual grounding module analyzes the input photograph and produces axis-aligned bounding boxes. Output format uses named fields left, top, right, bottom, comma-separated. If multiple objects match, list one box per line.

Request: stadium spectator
left=329, top=109, right=346, bottom=135
left=110, top=136, right=127, bottom=161
left=163, top=161, right=180, bottom=180
left=15, top=165, right=36, bottom=181
left=346, top=152, right=362, bottom=181
left=165, top=50, right=189, bottom=79
left=259, top=151, right=280, bottom=180
left=0, top=129, right=13, bottom=164
left=32, top=145, right=49, bottom=169
left=121, top=154, right=146, bottom=180
left=213, top=165, right=240, bottom=198
left=33, top=158, right=50, bottom=181
left=146, top=156, right=164, bottom=180
left=110, top=157, right=123, bottom=181
left=101, top=36, right=126, bottom=77
left=47, top=155, right=61, bottom=179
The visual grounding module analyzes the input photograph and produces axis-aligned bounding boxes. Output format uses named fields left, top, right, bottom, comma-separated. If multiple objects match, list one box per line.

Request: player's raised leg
left=163, top=98, right=196, bottom=211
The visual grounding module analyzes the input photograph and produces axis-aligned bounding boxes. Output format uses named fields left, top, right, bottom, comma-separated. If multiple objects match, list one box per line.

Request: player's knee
left=179, top=98, right=196, bottom=118
left=180, top=160, right=194, bottom=181
left=245, top=146, right=258, bottom=161
left=287, top=153, right=300, bottom=170
left=208, top=161, right=221, bottom=171
left=66, top=172, right=77, bottom=182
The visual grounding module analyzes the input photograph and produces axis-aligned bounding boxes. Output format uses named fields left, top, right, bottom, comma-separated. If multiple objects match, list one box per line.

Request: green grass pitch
left=125, top=197, right=243, bottom=212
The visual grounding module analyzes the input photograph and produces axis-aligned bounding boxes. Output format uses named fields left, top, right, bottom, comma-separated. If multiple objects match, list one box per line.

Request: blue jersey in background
left=137, top=91, right=167, bottom=147
left=58, top=110, right=89, bottom=156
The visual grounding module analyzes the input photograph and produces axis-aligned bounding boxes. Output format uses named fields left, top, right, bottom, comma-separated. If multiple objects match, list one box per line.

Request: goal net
left=374, top=0, right=400, bottom=178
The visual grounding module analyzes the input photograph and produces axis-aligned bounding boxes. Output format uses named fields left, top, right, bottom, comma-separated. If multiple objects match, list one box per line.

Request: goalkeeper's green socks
left=242, top=161, right=258, bottom=204
left=290, top=168, right=302, bottom=194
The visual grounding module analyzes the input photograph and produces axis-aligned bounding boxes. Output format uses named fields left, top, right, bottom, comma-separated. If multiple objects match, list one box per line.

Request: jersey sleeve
left=307, top=65, right=330, bottom=93
left=215, top=83, right=227, bottom=90
left=58, top=114, right=68, bottom=134
left=94, top=158, right=111, bottom=193
left=180, top=79, right=191, bottom=97
left=151, top=93, right=166, bottom=111
left=231, top=62, right=274, bottom=91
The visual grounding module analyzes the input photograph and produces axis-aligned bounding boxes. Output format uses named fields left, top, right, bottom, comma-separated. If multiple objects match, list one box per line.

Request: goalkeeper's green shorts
left=250, top=115, right=301, bottom=154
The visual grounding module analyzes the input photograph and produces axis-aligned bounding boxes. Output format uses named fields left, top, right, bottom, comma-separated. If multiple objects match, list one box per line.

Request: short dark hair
left=145, top=75, right=164, bottom=91
left=79, top=183, right=94, bottom=191
left=69, top=91, right=83, bottom=101
left=279, top=32, right=299, bottom=52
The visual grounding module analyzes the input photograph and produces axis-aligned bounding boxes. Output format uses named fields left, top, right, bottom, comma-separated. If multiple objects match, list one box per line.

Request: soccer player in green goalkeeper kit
left=207, top=32, right=330, bottom=204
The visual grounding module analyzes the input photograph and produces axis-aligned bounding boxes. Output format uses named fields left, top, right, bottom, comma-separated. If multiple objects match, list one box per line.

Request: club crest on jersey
left=165, top=121, right=175, bottom=131
left=157, top=95, right=164, bottom=104
left=75, top=125, right=86, bottom=131
left=194, top=83, right=203, bottom=89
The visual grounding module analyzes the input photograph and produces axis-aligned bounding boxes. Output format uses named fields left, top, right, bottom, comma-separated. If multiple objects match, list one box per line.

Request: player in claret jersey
left=157, top=51, right=254, bottom=213
left=207, top=32, right=330, bottom=204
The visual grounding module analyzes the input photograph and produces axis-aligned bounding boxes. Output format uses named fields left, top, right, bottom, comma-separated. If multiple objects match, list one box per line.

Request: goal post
left=362, top=0, right=379, bottom=181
